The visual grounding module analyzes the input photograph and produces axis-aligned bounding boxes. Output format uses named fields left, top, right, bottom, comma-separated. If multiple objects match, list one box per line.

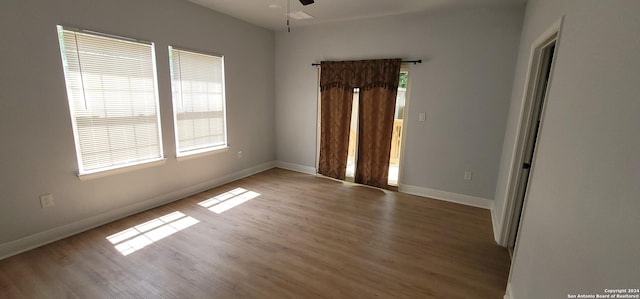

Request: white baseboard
left=275, top=160, right=317, bottom=175
left=0, top=161, right=276, bottom=260
left=398, top=184, right=492, bottom=210
left=504, top=283, right=513, bottom=299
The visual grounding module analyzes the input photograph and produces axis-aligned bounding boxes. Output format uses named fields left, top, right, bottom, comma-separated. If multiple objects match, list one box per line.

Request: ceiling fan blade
left=299, top=0, right=314, bottom=5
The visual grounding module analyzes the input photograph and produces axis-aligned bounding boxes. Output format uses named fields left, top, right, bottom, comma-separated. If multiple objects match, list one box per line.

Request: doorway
left=507, top=33, right=558, bottom=253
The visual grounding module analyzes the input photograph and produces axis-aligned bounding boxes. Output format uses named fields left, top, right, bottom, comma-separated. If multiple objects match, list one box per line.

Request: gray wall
left=275, top=6, right=524, bottom=200
left=500, top=0, right=640, bottom=297
left=0, top=0, right=275, bottom=249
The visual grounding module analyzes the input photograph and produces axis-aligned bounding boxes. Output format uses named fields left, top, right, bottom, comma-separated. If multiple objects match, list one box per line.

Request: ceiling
left=187, top=0, right=526, bottom=31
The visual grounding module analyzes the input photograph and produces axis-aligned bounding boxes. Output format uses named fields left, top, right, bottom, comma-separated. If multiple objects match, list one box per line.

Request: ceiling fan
left=299, top=0, right=314, bottom=5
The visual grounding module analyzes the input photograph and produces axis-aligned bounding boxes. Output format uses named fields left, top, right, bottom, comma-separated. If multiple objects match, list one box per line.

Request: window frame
left=57, top=25, right=165, bottom=179
left=168, top=46, right=229, bottom=159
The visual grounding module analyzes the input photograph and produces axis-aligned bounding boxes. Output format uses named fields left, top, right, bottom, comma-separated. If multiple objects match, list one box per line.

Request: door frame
left=498, top=17, right=564, bottom=248
left=394, top=66, right=412, bottom=187
left=315, top=67, right=321, bottom=173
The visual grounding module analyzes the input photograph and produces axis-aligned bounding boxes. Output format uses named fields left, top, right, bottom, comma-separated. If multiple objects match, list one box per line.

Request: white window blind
left=57, top=26, right=163, bottom=175
left=169, top=47, right=227, bottom=156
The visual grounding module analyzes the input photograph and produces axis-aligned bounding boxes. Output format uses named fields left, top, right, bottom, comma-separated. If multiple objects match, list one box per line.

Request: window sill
left=77, top=158, right=167, bottom=181
left=176, top=146, right=229, bottom=162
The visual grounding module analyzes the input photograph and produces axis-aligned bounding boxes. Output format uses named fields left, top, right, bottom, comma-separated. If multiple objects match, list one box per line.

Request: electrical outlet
left=40, top=193, right=54, bottom=208
left=464, top=171, right=472, bottom=181
left=237, top=151, right=242, bottom=159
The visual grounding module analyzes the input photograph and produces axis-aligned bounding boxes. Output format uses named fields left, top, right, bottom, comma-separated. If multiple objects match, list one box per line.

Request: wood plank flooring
left=0, top=168, right=510, bottom=298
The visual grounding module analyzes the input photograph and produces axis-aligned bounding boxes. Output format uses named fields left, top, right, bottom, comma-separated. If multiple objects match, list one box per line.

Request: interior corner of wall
left=275, top=160, right=317, bottom=175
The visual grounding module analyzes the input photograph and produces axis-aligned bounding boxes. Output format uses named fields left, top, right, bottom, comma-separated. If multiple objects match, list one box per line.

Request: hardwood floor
left=0, top=168, right=510, bottom=298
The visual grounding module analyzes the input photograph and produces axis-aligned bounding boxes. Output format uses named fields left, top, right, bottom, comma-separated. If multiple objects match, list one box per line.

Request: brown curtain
left=354, top=60, right=401, bottom=188
left=318, top=59, right=401, bottom=188
left=318, top=61, right=356, bottom=180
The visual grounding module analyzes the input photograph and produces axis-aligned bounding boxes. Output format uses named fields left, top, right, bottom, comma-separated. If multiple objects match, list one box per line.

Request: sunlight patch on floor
left=106, top=211, right=199, bottom=256
left=198, top=187, right=260, bottom=214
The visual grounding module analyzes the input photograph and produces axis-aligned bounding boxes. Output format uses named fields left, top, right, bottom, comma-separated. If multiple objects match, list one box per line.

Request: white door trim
left=315, top=66, right=321, bottom=173
left=395, top=67, right=413, bottom=186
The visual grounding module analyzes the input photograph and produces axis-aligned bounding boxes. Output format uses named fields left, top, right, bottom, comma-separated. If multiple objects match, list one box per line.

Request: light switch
left=419, top=113, right=426, bottom=122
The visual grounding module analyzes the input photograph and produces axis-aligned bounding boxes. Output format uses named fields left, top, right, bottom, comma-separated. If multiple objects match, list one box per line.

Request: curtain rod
left=311, top=59, right=422, bottom=67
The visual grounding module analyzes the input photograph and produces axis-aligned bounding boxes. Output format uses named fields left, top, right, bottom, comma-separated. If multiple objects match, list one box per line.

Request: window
left=57, top=26, right=163, bottom=176
left=169, top=47, right=228, bottom=157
